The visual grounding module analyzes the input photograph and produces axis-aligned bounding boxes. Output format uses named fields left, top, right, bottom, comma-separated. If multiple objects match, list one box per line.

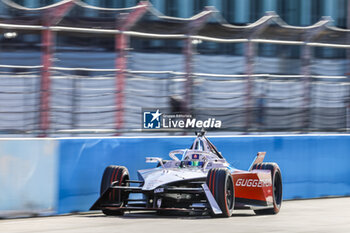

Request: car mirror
left=146, top=157, right=165, bottom=168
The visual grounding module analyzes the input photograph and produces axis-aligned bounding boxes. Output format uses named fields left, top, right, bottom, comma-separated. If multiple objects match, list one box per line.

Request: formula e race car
left=90, top=132, right=282, bottom=217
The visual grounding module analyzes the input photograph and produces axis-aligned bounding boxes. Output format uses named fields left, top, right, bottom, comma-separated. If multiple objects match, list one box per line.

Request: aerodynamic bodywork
left=90, top=132, right=282, bottom=217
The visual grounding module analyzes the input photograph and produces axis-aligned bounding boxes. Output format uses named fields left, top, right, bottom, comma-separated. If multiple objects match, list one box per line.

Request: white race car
left=90, top=132, right=282, bottom=217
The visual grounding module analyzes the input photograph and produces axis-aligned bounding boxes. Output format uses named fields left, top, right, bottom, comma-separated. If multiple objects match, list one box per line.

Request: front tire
left=252, top=163, right=282, bottom=215
left=206, top=168, right=235, bottom=217
left=100, top=165, right=130, bottom=216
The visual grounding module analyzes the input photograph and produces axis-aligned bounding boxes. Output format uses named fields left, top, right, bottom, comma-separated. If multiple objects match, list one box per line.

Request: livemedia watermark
left=142, top=108, right=222, bottom=130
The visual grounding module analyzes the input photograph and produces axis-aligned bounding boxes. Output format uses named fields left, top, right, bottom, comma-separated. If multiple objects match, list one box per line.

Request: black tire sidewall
left=207, top=168, right=234, bottom=217
left=252, top=163, right=282, bottom=214
left=100, top=165, right=129, bottom=203
left=272, top=167, right=282, bottom=213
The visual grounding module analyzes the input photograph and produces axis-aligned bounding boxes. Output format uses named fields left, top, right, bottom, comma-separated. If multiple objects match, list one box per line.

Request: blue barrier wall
left=0, top=139, right=59, bottom=217
left=1, top=135, right=349, bottom=216
left=57, top=135, right=350, bottom=214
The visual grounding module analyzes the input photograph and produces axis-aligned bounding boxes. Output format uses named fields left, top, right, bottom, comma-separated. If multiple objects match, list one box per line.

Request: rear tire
left=206, top=168, right=234, bottom=217
left=252, top=163, right=282, bottom=215
left=100, top=165, right=130, bottom=216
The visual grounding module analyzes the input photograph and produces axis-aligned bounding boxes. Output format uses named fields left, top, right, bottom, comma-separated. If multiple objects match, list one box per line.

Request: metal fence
left=1, top=0, right=350, bottom=137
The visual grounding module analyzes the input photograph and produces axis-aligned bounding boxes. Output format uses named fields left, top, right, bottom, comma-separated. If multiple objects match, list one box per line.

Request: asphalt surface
left=1, top=197, right=350, bottom=233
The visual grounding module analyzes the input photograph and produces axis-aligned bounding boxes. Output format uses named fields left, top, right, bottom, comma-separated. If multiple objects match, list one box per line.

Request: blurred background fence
left=1, top=0, right=350, bottom=137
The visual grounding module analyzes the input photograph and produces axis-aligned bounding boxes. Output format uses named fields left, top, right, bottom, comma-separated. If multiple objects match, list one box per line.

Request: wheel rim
left=273, top=171, right=282, bottom=207
left=225, top=176, right=234, bottom=210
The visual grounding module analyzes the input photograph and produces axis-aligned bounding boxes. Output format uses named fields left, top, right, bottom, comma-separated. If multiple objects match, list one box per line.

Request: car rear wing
left=248, top=152, right=266, bottom=171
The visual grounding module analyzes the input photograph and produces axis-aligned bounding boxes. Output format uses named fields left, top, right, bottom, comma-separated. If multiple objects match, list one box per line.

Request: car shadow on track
left=83, top=211, right=256, bottom=220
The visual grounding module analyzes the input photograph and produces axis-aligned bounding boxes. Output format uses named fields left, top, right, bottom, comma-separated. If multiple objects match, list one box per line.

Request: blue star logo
left=143, top=109, right=162, bottom=129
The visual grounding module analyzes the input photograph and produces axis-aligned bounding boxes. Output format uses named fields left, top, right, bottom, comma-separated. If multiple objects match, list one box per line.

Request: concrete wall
left=0, top=139, right=58, bottom=217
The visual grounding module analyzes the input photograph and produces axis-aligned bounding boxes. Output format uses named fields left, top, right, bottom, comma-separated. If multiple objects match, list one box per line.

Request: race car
left=90, top=132, right=282, bottom=217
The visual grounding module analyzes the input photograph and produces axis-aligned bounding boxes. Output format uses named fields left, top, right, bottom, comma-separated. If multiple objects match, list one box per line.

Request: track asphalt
left=1, top=197, right=349, bottom=233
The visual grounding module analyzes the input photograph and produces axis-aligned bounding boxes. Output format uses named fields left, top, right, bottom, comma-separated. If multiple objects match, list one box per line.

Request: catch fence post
left=114, top=2, right=149, bottom=134
left=183, top=8, right=213, bottom=112
left=39, top=1, right=74, bottom=137
left=244, top=41, right=254, bottom=132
